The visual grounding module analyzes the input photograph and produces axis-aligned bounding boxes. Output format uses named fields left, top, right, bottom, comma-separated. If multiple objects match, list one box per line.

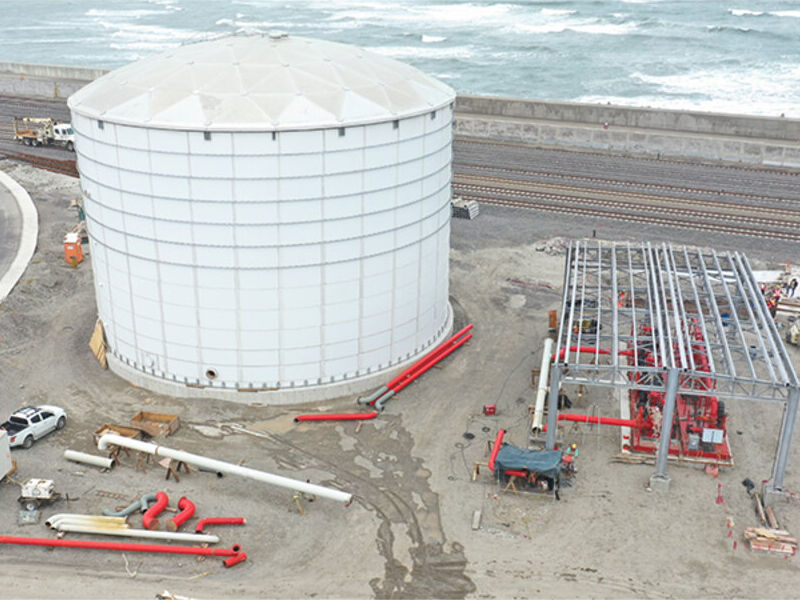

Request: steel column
left=769, top=388, right=800, bottom=492
left=545, top=365, right=562, bottom=450
left=652, top=367, right=681, bottom=482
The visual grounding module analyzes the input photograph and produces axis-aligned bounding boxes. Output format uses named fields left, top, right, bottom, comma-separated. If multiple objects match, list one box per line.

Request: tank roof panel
left=68, top=34, right=455, bottom=131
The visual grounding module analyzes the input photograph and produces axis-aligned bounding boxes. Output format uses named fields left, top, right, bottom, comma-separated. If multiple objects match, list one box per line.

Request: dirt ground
left=1, top=159, right=799, bottom=599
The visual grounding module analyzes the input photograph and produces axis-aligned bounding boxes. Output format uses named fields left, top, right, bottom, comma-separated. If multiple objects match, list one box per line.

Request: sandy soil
left=0, top=159, right=799, bottom=599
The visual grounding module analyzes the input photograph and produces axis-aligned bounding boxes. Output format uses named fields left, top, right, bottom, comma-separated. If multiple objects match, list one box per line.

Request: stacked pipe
left=366, top=324, right=474, bottom=410
left=45, top=513, right=220, bottom=544
left=0, top=536, right=245, bottom=568
left=294, top=324, right=474, bottom=422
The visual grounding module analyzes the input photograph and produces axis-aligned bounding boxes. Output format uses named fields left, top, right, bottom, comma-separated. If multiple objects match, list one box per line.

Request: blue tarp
left=494, top=446, right=563, bottom=479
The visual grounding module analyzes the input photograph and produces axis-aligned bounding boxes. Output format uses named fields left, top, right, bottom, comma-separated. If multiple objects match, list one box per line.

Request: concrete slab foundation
left=649, top=473, right=671, bottom=493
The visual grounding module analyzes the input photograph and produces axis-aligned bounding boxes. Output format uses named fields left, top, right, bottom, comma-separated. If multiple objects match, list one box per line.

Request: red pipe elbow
left=195, top=517, right=247, bottom=534
left=224, top=552, right=248, bottom=567
left=142, top=491, right=169, bottom=530
left=167, top=496, right=196, bottom=532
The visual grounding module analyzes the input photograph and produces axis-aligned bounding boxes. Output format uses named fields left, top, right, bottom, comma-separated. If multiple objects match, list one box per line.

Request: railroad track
left=5, top=152, right=79, bottom=178
left=454, top=163, right=800, bottom=208
left=453, top=172, right=800, bottom=218
left=454, top=191, right=800, bottom=243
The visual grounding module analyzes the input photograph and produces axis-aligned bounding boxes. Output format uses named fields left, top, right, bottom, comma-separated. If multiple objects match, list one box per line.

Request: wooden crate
left=93, top=423, right=143, bottom=445
left=130, top=411, right=180, bottom=438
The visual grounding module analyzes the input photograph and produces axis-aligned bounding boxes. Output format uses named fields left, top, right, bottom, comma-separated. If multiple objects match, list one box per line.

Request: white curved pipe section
left=50, top=523, right=220, bottom=544
left=64, top=450, right=115, bottom=469
left=97, top=433, right=353, bottom=505
left=532, top=337, right=554, bottom=433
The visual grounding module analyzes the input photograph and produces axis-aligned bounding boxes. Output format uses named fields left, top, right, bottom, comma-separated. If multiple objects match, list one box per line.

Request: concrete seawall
left=455, top=94, right=800, bottom=168
left=2, top=61, right=799, bottom=167
left=0, top=61, right=108, bottom=100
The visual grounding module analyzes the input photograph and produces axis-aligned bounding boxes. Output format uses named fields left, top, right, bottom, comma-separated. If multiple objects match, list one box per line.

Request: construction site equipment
left=18, top=479, right=61, bottom=511
left=481, top=429, right=564, bottom=496
left=12, top=117, right=75, bottom=151
left=195, top=517, right=246, bottom=534
left=626, top=320, right=732, bottom=462
left=0, top=536, right=245, bottom=567
left=451, top=197, right=480, bottom=219
left=294, top=411, right=378, bottom=423
left=130, top=411, right=180, bottom=438
left=63, top=449, right=114, bottom=469
left=63, top=232, right=83, bottom=266
left=97, top=433, right=353, bottom=505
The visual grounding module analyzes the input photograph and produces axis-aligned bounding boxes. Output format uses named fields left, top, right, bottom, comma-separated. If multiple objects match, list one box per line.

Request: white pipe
left=63, top=450, right=115, bottom=469
left=97, top=433, right=353, bottom=505
left=46, top=514, right=128, bottom=528
left=50, top=523, right=220, bottom=544
left=532, top=337, right=554, bottom=433
left=47, top=519, right=127, bottom=529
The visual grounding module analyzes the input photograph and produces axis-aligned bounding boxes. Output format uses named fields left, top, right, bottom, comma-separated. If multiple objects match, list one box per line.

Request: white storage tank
left=68, top=34, right=455, bottom=401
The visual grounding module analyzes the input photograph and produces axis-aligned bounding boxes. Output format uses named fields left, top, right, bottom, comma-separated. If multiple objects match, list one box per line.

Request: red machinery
left=626, top=320, right=732, bottom=463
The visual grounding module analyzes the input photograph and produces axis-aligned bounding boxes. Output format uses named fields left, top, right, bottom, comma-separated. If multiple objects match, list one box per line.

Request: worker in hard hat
left=566, top=443, right=579, bottom=458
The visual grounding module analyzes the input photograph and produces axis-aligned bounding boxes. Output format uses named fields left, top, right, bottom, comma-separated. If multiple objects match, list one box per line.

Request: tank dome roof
left=68, top=34, right=455, bottom=131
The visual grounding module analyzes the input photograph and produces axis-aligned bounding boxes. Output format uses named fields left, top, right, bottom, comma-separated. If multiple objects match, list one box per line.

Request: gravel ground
left=1, top=157, right=799, bottom=599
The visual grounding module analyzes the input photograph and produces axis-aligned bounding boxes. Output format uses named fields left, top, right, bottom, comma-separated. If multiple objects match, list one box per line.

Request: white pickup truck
left=1, top=406, right=67, bottom=449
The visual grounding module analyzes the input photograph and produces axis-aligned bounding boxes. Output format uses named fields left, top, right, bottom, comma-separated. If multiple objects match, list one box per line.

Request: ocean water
left=1, top=0, right=799, bottom=117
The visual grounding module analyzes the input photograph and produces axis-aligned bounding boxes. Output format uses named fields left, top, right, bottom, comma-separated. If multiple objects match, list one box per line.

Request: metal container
left=68, top=34, right=455, bottom=400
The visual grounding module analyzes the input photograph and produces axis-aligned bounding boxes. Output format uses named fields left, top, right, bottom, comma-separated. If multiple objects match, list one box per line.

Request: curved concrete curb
left=0, top=170, right=38, bottom=304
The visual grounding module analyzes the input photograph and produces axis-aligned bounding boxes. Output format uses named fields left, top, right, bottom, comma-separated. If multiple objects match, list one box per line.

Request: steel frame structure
left=544, top=241, right=799, bottom=496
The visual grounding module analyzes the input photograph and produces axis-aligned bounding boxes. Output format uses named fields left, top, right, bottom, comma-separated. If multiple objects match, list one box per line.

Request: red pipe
left=142, top=491, right=168, bottom=530
left=294, top=411, right=378, bottom=423
left=0, top=536, right=244, bottom=567
left=488, top=429, right=506, bottom=472
left=504, top=469, right=528, bottom=478
left=392, top=333, right=473, bottom=394
left=386, top=324, right=474, bottom=390
left=167, top=496, right=195, bottom=532
left=553, top=346, right=611, bottom=361
left=224, top=552, right=248, bottom=568
left=557, top=413, right=640, bottom=428
left=195, top=517, right=247, bottom=534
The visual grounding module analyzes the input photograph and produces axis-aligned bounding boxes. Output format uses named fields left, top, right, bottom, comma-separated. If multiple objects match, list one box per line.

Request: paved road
left=0, top=182, right=22, bottom=288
